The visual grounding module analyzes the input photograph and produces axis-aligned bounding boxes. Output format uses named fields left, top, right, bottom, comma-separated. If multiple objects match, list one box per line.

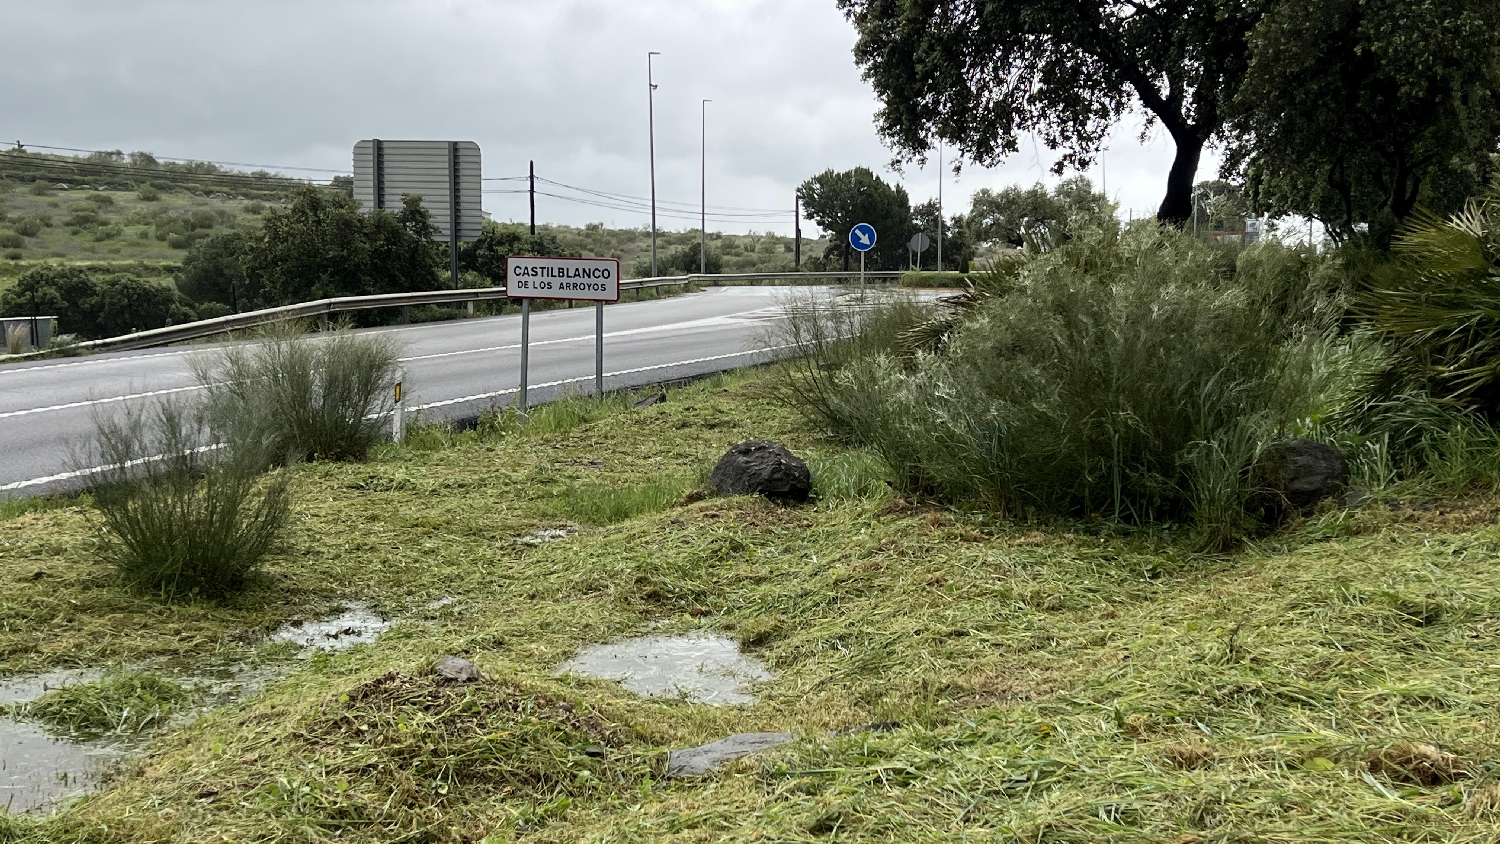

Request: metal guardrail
left=2, top=270, right=905, bottom=358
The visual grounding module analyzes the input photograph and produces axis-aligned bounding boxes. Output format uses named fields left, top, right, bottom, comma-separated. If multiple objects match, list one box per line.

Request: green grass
left=14, top=671, right=198, bottom=739
left=5, top=371, right=1500, bottom=840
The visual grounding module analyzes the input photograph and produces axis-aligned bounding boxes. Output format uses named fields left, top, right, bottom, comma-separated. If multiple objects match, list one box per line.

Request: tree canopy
left=797, top=167, right=913, bottom=270
left=1225, top=0, right=1500, bottom=243
left=839, top=0, right=1260, bottom=224
left=968, top=177, right=1109, bottom=248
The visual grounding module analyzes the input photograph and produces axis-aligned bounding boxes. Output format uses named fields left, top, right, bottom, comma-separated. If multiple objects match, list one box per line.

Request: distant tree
left=838, top=0, right=1264, bottom=224
left=633, top=241, right=723, bottom=278
left=128, top=151, right=159, bottom=168
left=0, top=265, right=100, bottom=336
left=1226, top=0, right=1500, bottom=244
left=968, top=177, right=1109, bottom=248
left=180, top=231, right=263, bottom=313
left=329, top=175, right=354, bottom=197
left=1190, top=180, right=1251, bottom=233
left=461, top=220, right=576, bottom=286
left=797, top=167, right=912, bottom=270
left=251, top=187, right=442, bottom=303
left=910, top=201, right=973, bottom=271
left=95, top=275, right=181, bottom=336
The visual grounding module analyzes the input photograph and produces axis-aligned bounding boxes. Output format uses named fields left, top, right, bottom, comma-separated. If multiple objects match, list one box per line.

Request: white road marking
left=409, top=344, right=793, bottom=411
left=0, top=384, right=205, bottom=420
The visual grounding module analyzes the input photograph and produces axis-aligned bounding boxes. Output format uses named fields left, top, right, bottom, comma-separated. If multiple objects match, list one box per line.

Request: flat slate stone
left=666, top=732, right=793, bottom=778
left=434, top=656, right=482, bottom=683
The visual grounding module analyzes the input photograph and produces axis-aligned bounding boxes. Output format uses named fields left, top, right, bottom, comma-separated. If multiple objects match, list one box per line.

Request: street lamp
left=701, top=98, right=711, bottom=275
left=648, top=51, right=661, bottom=277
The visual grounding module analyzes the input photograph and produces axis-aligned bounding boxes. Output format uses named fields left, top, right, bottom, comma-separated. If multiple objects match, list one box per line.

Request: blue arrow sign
left=849, top=222, right=877, bottom=252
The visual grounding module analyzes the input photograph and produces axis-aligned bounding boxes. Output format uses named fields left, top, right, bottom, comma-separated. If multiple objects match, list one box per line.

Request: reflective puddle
left=559, top=633, right=772, bottom=705
left=268, top=602, right=393, bottom=653
left=0, top=605, right=397, bottom=814
left=0, top=670, right=123, bottom=814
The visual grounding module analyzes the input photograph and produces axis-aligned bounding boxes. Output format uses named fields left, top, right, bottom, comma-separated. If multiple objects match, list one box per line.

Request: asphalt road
left=0, top=285, right=830, bottom=497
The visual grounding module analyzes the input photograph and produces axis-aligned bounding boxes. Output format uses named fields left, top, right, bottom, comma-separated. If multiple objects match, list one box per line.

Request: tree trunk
left=1156, top=131, right=1205, bottom=226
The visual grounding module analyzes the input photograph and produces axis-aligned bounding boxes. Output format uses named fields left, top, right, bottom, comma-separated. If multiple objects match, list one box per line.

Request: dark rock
left=1249, top=438, right=1347, bottom=523
left=709, top=440, right=812, bottom=503
left=634, top=391, right=667, bottom=409
left=434, top=655, right=482, bottom=683
left=666, top=732, right=793, bottom=778
left=584, top=746, right=607, bottom=759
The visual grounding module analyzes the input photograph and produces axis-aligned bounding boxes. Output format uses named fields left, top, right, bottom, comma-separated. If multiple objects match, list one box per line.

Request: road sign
left=352, top=140, right=482, bottom=243
left=849, top=223, right=877, bottom=252
left=505, top=256, right=621, bottom=302
left=908, top=233, right=931, bottom=253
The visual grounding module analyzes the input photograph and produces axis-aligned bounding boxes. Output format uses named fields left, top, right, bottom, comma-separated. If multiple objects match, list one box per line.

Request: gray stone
left=434, top=655, right=482, bottom=683
left=1341, top=489, right=1373, bottom=510
left=666, top=732, right=792, bottom=778
left=1249, top=438, right=1348, bottom=523
left=709, top=440, right=811, bottom=503
left=633, top=390, right=667, bottom=409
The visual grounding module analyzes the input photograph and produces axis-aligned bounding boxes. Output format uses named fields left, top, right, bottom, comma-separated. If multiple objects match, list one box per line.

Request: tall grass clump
left=193, top=323, right=403, bottom=463
left=81, top=400, right=290, bottom=599
left=773, top=220, right=1348, bottom=541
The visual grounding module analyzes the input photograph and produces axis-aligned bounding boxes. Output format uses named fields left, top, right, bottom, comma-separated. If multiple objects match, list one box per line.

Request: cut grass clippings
left=4, top=370, right=1500, bottom=840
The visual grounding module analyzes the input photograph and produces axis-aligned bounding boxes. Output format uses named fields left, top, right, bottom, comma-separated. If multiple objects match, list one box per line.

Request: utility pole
left=701, top=99, right=711, bottom=275
left=648, top=51, right=661, bottom=277
left=529, top=160, right=536, bottom=237
left=936, top=143, right=944, bottom=271
left=794, top=194, right=801, bottom=269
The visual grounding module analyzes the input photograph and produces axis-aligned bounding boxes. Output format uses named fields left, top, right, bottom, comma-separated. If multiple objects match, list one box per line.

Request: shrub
left=81, top=400, right=290, bottom=600
left=899, top=271, right=971, bottom=288
left=0, top=232, right=22, bottom=250
left=13, top=217, right=42, bottom=237
left=773, top=221, right=1347, bottom=541
left=136, top=184, right=161, bottom=202
left=192, top=324, right=404, bottom=463
left=2, top=250, right=21, bottom=261
left=28, top=180, right=50, bottom=196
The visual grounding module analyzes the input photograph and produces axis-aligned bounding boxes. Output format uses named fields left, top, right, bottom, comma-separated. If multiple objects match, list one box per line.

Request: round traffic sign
left=849, top=222, right=878, bottom=252
left=908, top=232, right=931, bottom=253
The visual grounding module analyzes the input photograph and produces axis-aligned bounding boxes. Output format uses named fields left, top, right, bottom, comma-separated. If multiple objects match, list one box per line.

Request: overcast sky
left=5, top=0, right=1221, bottom=236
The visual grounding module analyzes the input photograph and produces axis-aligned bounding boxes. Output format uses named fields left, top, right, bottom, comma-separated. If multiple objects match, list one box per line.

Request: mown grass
left=13, top=671, right=198, bottom=739
left=4, top=371, right=1500, bottom=841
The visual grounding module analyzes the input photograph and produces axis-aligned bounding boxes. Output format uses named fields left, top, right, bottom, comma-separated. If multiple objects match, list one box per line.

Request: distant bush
left=83, top=192, right=115, bottom=207
left=28, top=180, right=50, bottom=196
left=2, top=249, right=20, bottom=261
left=899, top=271, right=971, bottom=288
left=0, top=265, right=192, bottom=338
left=245, top=201, right=265, bottom=215
left=0, top=232, right=22, bottom=250
left=193, top=325, right=405, bottom=463
left=166, top=234, right=190, bottom=249
left=774, top=221, right=1347, bottom=544
left=12, top=217, right=41, bottom=237
left=81, top=400, right=290, bottom=600
left=136, top=184, right=160, bottom=202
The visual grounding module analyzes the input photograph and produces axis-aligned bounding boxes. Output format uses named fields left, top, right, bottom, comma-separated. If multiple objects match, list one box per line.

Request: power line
left=0, top=152, right=324, bottom=191
left=536, top=176, right=788, bottom=215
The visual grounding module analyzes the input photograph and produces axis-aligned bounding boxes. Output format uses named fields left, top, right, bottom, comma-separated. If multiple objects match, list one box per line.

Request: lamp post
left=701, top=98, right=711, bottom=275
left=648, top=51, right=661, bottom=277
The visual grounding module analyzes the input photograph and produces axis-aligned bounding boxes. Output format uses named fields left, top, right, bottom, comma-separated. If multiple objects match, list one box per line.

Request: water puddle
left=0, top=604, right=399, bottom=814
left=516, top=527, right=576, bottom=546
left=268, top=602, right=393, bottom=653
left=559, top=633, right=772, bottom=706
left=0, top=670, right=121, bottom=814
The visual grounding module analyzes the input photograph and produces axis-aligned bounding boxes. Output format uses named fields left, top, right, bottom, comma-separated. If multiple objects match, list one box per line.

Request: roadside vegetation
left=6, top=364, right=1500, bottom=840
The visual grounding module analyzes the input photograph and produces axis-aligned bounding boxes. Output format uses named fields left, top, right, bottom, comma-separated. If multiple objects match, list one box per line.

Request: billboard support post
left=596, top=301, right=604, bottom=401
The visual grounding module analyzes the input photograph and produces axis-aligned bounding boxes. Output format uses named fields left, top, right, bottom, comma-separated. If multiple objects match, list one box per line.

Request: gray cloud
left=4, top=0, right=1216, bottom=234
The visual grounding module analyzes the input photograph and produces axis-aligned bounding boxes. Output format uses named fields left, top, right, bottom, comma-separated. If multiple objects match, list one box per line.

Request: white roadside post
left=849, top=223, right=878, bottom=299
left=392, top=380, right=405, bottom=442
left=505, top=256, right=623, bottom=419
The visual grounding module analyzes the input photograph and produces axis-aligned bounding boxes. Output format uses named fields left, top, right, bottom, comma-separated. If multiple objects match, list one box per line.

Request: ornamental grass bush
left=773, top=219, right=1349, bottom=544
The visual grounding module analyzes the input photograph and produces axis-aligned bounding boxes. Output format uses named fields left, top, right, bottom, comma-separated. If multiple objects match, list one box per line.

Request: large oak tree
left=839, top=0, right=1262, bottom=224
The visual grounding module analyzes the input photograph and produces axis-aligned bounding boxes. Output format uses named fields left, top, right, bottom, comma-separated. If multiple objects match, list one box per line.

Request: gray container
left=1, top=316, right=56, bottom=351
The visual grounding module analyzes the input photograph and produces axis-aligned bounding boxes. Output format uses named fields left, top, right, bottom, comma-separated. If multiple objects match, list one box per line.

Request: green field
left=4, top=371, right=1500, bottom=841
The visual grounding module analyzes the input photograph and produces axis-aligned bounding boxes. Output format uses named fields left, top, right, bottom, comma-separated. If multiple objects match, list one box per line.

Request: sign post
left=505, top=256, right=622, bottom=417
left=908, top=232, right=931, bottom=272
left=849, top=223, right=878, bottom=298
left=353, top=140, right=483, bottom=290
